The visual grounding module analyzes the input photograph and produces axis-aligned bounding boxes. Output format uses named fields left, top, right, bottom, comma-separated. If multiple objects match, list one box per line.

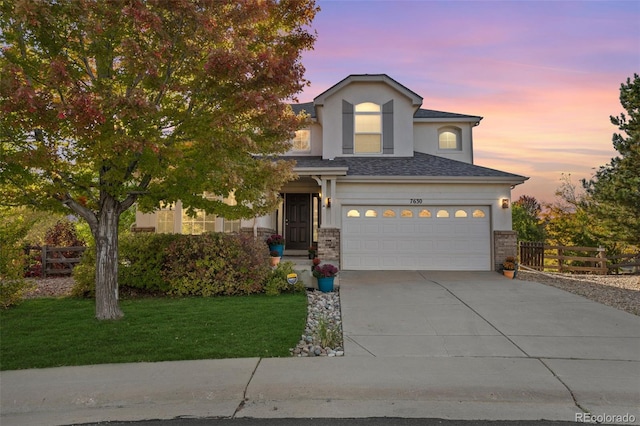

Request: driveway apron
left=338, top=270, right=640, bottom=418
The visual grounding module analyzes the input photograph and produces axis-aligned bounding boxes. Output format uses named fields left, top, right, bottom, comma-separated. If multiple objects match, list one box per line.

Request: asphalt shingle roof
left=281, top=152, right=526, bottom=180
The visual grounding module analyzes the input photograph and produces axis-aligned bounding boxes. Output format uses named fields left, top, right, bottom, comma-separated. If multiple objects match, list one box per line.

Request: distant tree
left=542, top=174, right=599, bottom=248
left=583, top=74, right=640, bottom=247
left=512, top=195, right=544, bottom=242
left=0, top=1, right=318, bottom=319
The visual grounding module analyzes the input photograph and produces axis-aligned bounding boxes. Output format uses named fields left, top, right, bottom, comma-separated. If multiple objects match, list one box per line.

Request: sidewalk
left=1, top=272, right=639, bottom=425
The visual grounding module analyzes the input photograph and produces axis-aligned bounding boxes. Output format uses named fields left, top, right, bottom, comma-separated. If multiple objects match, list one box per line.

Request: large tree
left=511, top=195, right=544, bottom=243
left=0, top=0, right=317, bottom=319
left=583, top=74, right=640, bottom=247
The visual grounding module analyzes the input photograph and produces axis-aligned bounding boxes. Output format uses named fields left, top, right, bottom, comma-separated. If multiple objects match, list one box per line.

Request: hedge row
left=72, top=233, right=304, bottom=298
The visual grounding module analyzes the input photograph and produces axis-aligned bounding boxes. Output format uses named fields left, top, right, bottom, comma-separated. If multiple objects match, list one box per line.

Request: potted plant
left=311, top=257, right=321, bottom=272
left=266, top=234, right=284, bottom=257
left=269, top=250, right=281, bottom=267
left=308, top=245, right=317, bottom=259
left=503, top=256, right=517, bottom=279
left=312, top=262, right=339, bottom=292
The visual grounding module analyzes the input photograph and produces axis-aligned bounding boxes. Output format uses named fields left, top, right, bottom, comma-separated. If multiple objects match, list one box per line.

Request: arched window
left=383, top=209, right=396, bottom=217
left=438, top=127, right=461, bottom=150
left=436, top=209, right=449, bottom=218
left=354, top=102, right=382, bottom=153
left=401, top=210, right=413, bottom=217
left=455, top=210, right=468, bottom=218
left=347, top=209, right=360, bottom=217
left=419, top=209, right=431, bottom=218
left=365, top=209, right=378, bottom=217
left=473, top=209, right=486, bottom=218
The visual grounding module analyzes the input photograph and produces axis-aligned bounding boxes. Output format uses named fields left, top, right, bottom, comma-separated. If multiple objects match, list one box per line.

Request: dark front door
left=285, top=194, right=310, bottom=250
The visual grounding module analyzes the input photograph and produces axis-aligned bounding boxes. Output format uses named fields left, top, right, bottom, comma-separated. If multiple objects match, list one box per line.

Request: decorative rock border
left=290, top=289, right=344, bottom=357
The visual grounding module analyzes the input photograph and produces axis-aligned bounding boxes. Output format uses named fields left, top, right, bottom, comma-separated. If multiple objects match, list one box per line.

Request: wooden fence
left=25, top=245, right=86, bottom=278
left=519, top=242, right=640, bottom=274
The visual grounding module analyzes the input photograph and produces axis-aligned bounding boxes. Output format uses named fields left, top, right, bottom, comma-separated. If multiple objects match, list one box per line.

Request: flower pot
left=503, top=270, right=515, bottom=279
left=269, top=244, right=284, bottom=257
left=317, top=276, right=335, bottom=292
left=270, top=256, right=281, bottom=267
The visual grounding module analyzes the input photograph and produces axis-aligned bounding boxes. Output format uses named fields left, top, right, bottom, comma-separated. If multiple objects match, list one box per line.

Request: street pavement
left=1, top=271, right=638, bottom=426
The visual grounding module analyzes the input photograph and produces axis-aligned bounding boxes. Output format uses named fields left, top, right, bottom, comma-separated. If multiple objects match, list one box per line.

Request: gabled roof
left=290, top=103, right=480, bottom=123
left=281, top=152, right=527, bottom=184
left=415, top=109, right=482, bottom=124
left=313, top=74, right=423, bottom=106
left=291, top=102, right=316, bottom=118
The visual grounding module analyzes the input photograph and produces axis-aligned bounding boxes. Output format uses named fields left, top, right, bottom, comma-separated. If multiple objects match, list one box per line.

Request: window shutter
left=383, top=100, right=393, bottom=154
left=342, top=100, right=354, bottom=154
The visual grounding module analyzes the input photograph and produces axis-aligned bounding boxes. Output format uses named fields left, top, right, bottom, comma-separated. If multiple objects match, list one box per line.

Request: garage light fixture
left=501, top=198, right=510, bottom=209
left=326, top=197, right=332, bottom=208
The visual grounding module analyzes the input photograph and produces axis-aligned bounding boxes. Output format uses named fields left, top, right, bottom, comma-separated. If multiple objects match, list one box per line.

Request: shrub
left=72, top=233, right=181, bottom=298
left=163, top=233, right=271, bottom=297
left=264, top=261, right=305, bottom=296
left=44, top=220, right=85, bottom=247
left=71, top=242, right=96, bottom=298
left=0, top=210, right=35, bottom=308
left=118, top=233, right=181, bottom=293
left=0, top=250, right=35, bottom=309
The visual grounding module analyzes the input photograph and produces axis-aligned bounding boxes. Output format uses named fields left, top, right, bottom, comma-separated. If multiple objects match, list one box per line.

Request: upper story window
left=438, top=127, right=461, bottom=150
left=291, top=129, right=310, bottom=152
left=354, top=102, right=382, bottom=154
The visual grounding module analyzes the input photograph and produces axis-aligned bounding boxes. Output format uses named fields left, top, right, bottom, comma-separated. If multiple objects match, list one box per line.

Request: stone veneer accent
left=240, top=227, right=276, bottom=246
left=494, top=230, right=518, bottom=271
left=317, top=228, right=340, bottom=262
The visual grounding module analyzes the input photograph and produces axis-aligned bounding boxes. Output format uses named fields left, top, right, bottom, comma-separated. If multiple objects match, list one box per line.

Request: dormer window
left=291, top=129, right=310, bottom=152
left=438, top=127, right=461, bottom=150
left=354, top=102, right=382, bottom=154
left=343, top=99, right=393, bottom=155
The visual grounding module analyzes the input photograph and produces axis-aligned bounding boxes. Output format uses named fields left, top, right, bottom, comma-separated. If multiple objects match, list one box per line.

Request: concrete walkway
left=2, top=272, right=639, bottom=425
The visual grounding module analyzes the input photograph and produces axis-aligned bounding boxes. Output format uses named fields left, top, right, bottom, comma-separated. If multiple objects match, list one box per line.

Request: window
left=438, top=127, right=461, bottom=150
left=401, top=209, right=413, bottom=217
left=455, top=209, right=468, bottom=218
left=182, top=209, right=216, bottom=235
left=354, top=102, right=381, bottom=153
left=473, top=209, right=486, bottom=218
left=383, top=209, right=396, bottom=217
left=436, top=209, right=449, bottom=218
left=291, top=129, right=310, bottom=152
left=157, top=204, right=175, bottom=233
left=419, top=209, right=431, bottom=218
left=222, top=193, right=240, bottom=233
left=347, top=209, right=360, bottom=217
left=365, top=209, right=377, bottom=217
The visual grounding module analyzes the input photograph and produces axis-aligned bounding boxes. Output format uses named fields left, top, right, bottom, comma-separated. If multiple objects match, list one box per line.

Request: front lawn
left=0, top=294, right=307, bottom=371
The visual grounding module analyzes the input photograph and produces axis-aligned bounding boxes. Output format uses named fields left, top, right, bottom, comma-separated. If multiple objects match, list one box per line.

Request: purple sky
left=297, top=0, right=640, bottom=204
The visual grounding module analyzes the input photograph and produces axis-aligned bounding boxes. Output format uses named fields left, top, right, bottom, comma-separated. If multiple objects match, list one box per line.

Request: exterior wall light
left=326, top=197, right=332, bottom=208
left=501, top=198, right=510, bottom=209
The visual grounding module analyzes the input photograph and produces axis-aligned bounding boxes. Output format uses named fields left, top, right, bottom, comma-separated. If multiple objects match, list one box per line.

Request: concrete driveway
left=337, top=270, right=640, bottom=419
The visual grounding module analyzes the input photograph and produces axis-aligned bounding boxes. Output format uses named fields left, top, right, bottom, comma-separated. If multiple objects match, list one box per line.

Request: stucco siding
left=413, top=122, right=473, bottom=163
left=320, top=82, right=416, bottom=159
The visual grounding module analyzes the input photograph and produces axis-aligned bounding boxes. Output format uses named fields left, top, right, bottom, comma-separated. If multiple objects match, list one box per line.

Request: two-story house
left=135, top=74, right=528, bottom=271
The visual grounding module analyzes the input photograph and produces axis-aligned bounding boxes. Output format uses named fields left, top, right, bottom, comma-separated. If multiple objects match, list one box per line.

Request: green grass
left=0, top=294, right=307, bottom=371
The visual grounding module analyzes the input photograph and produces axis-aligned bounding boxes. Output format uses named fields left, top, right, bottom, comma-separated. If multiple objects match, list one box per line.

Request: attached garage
left=342, top=205, right=491, bottom=270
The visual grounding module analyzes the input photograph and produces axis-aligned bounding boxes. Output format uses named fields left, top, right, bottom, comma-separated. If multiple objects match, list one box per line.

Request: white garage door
left=342, top=205, right=491, bottom=270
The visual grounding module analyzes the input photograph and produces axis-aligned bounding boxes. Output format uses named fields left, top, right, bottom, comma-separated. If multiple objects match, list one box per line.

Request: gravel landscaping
left=516, top=268, right=639, bottom=316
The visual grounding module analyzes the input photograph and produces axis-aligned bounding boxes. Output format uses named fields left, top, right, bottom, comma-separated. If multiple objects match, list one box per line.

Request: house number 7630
left=410, top=199, right=423, bottom=204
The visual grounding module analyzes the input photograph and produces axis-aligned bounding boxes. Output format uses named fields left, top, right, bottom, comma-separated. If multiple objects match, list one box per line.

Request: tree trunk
left=94, top=196, right=123, bottom=320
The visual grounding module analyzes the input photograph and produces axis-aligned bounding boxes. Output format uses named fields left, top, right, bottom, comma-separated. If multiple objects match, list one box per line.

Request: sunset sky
left=297, top=0, right=640, bottom=204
